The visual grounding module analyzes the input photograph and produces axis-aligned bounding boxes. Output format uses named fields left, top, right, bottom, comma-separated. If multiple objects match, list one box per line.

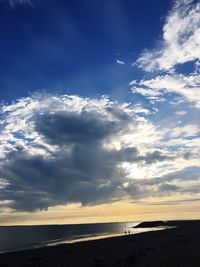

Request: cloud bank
left=0, top=93, right=199, bottom=211
left=0, top=94, right=170, bottom=211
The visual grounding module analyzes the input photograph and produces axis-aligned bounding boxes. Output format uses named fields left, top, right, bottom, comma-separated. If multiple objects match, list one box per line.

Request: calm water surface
left=0, top=222, right=166, bottom=253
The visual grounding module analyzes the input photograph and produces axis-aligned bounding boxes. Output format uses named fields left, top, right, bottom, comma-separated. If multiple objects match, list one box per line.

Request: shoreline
left=1, top=220, right=200, bottom=266
left=0, top=222, right=171, bottom=254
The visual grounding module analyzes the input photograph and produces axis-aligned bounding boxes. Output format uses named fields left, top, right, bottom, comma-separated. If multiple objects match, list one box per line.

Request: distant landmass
left=134, top=221, right=167, bottom=228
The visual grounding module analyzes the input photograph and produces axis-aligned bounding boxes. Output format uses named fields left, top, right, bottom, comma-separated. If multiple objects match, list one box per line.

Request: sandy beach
left=1, top=220, right=200, bottom=266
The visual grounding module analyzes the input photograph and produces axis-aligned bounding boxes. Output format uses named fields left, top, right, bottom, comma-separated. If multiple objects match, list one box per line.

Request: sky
left=0, top=0, right=200, bottom=225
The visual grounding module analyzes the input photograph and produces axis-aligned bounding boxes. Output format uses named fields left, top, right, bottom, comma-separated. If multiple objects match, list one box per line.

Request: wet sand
left=1, top=220, right=200, bottom=267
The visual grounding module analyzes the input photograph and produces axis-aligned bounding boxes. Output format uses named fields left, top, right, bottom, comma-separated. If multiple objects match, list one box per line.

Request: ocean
left=0, top=222, right=165, bottom=253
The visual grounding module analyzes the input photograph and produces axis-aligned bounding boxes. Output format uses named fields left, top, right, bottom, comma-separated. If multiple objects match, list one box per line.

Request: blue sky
left=0, top=0, right=200, bottom=224
left=0, top=0, right=171, bottom=101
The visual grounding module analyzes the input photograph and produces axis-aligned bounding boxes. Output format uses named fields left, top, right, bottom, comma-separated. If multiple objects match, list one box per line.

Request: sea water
left=0, top=222, right=165, bottom=253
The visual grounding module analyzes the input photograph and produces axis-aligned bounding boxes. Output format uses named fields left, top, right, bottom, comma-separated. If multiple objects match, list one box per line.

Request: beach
left=1, top=220, right=200, bottom=266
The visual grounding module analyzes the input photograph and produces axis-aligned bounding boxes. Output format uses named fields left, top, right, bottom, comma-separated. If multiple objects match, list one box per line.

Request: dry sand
left=1, top=220, right=200, bottom=267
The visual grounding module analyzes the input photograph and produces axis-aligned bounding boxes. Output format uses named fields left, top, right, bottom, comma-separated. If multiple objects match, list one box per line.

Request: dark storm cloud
left=158, top=183, right=180, bottom=192
left=3, top=93, right=195, bottom=211
left=0, top=104, right=133, bottom=211
left=0, top=145, right=133, bottom=211
left=141, top=150, right=172, bottom=164
left=35, top=111, right=122, bottom=145
left=0, top=101, right=175, bottom=211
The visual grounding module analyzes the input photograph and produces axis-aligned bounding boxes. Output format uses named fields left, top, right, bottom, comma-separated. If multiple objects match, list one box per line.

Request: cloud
left=135, top=166, right=200, bottom=186
left=131, top=73, right=200, bottom=108
left=136, top=0, right=200, bottom=71
left=116, top=59, right=125, bottom=65
left=175, top=111, right=187, bottom=116
left=132, top=104, right=153, bottom=115
left=142, top=74, right=200, bottom=95
left=124, top=166, right=200, bottom=203
left=0, top=93, right=172, bottom=211
left=131, top=0, right=200, bottom=184
left=0, top=93, right=199, bottom=211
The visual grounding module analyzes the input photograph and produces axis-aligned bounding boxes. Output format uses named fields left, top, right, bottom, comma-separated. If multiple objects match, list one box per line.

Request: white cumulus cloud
left=131, top=73, right=200, bottom=108
left=136, top=0, right=200, bottom=71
